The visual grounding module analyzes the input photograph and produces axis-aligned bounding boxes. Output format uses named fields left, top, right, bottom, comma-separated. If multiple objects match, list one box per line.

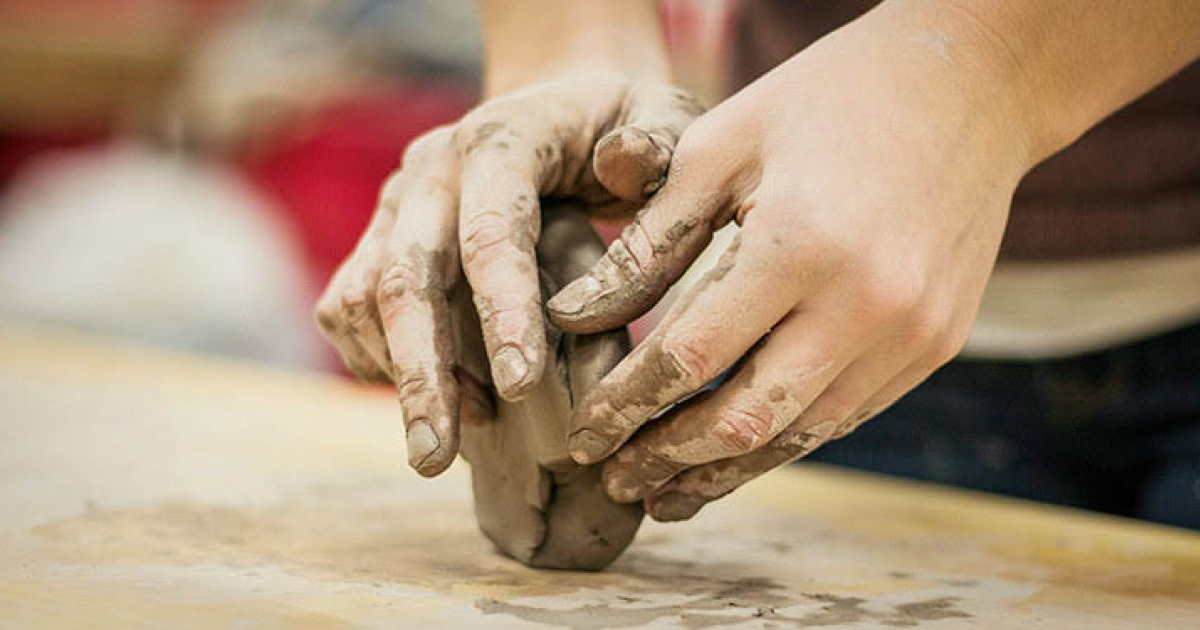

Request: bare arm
left=939, top=0, right=1200, bottom=162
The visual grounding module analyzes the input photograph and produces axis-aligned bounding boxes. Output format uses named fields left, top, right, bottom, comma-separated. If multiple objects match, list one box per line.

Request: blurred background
left=0, top=0, right=735, bottom=371
left=0, top=0, right=479, bottom=369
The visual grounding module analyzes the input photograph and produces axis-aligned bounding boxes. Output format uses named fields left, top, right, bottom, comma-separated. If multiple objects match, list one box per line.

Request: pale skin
left=318, top=0, right=1200, bottom=515
left=315, top=0, right=703, bottom=476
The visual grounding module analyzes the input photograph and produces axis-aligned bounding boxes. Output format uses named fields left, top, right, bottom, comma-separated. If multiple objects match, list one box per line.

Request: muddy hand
left=315, top=74, right=703, bottom=477
left=549, top=8, right=1039, bottom=520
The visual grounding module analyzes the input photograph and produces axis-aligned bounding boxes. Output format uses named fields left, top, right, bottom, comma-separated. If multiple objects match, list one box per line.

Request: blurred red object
left=242, top=83, right=473, bottom=291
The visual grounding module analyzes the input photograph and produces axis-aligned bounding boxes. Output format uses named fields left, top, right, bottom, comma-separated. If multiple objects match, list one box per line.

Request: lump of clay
left=454, top=204, right=643, bottom=571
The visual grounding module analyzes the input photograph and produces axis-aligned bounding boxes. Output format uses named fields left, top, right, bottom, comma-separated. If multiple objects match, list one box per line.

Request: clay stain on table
left=478, top=585, right=971, bottom=629
left=29, top=489, right=977, bottom=629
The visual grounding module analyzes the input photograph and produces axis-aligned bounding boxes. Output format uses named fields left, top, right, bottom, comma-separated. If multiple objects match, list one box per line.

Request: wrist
left=851, top=0, right=1056, bottom=172
left=913, top=0, right=1067, bottom=167
left=484, top=46, right=671, bottom=98
left=479, top=1, right=670, bottom=97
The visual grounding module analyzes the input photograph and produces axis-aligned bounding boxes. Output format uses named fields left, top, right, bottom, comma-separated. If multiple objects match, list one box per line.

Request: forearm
left=478, top=0, right=670, bottom=97
left=873, top=0, right=1200, bottom=166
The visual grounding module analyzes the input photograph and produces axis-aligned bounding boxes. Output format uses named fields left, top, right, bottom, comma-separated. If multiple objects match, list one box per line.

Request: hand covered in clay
left=315, top=73, right=703, bottom=477
left=548, top=8, right=1038, bottom=520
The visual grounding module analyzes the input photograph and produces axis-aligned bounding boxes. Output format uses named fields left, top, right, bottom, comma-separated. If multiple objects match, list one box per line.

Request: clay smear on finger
left=548, top=210, right=712, bottom=330
left=381, top=244, right=460, bottom=476
left=647, top=419, right=839, bottom=522
left=567, top=235, right=745, bottom=463
left=464, top=199, right=546, bottom=399
left=593, top=126, right=671, bottom=201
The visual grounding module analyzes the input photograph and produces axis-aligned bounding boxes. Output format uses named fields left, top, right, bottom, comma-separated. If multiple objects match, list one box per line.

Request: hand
left=548, top=7, right=1036, bottom=520
left=315, top=73, right=703, bottom=477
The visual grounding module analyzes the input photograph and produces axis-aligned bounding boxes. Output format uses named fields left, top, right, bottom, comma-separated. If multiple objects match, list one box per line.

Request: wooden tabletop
left=1, top=321, right=1198, bottom=629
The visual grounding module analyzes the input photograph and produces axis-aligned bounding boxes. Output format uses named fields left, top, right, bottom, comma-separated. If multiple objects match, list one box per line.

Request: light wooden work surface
left=1, top=322, right=1198, bottom=629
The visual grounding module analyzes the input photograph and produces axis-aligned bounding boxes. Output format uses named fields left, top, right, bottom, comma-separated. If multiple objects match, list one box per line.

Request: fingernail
left=406, top=420, right=441, bottom=472
left=492, top=345, right=530, bottom=394
left=649, top=492, right=704, bottom=522
left=548, top=275, right=603, bottom=316
left=604, top=467, right=643, bottom=503
left=568, top=428, right=610, bottom=464
left=642, top=176, right=667, bottom=196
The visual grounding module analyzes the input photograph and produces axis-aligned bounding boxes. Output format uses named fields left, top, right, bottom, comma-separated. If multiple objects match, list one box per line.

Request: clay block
left=454, top=205, right=643, bottom=571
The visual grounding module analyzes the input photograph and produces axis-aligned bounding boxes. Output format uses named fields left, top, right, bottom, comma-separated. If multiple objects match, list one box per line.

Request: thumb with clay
left=591, top=82, right=707, bottom=212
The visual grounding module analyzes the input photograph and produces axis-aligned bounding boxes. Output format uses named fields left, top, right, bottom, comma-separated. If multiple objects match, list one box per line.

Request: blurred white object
left=0, top=144, right=320, bottom=367
left=168, top=16, right=359, bottom=152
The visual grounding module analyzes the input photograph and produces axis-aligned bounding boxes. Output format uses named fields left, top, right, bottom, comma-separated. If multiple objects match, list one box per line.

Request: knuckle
left=376, top=260, right=422, bottom=307
left=402, top=126, right=453, bottom=166
left=610, top=220, right=657, bottom=280
left=820, top=398, right=861, bottom=427
left=779, top=220, right=854, bottom=278
left=857, top=266, right=925, bottom=320
left=378, top=170, right=406, bottom=206
left=672, top=113, right=722, bottom=166
left=346, top=360, right=384, bottom=383
left=658, top=85, right=706, bottom=120
left=713, top=406, right=775, bottom=453
left=660, top=334, right=722, bottom=388
left=314, top=294, right=342, bottom=334
left=338, top=285, right=373, bottom=324
left=931, top=325, right=970, bottom=365
left=473, top=294, right=540, bottom=344
left=394, top=367, right=432, bottom=405
left=453, top=114, right=514, bottom=156
left=460, top=211, right=516, bottom=268
left=777, top=422, right=828, bottom=454
left=627, top=443, right=683, bottom=482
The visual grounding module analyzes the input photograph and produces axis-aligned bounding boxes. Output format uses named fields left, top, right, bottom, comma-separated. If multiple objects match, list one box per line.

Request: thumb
left=546, top=169, right=731, bottom=334
left=592, top=82, right=705, bottom=203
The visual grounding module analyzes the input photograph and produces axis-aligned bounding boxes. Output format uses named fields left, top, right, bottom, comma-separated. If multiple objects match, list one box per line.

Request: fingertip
left=490, top=343, right=544, bottom=401
left=593, top=126, right=671, bottom=202
left=602, top=464, right=644, bottom=504
left=546, top=275, right=609, bottom=331
left=646, top=491, right=705, bottom=522
left=407, top=418, right=456, bottom=477
left=567, top=427, right=611, bottom=465
left=547, top=276, right=638, bottom=334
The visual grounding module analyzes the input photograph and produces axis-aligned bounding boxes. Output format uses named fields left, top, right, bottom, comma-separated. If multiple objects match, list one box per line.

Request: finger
left=536, top=204, right=635, bottom=404
left=456, top=123, right=547, bottom=401
left=315, top=287, right=389, bottom=382
left=314, top=194, right=398, bottom=382
left=545, top=175, right=732, bottom=333
left=599, top=306, right=873, bottom=503
left=837, top=351, right=949, bottom=440
left=641, top=342, right=941, bottom=522
left=794, top=332, right=926, bottom=444
left=643, top=415, right=840, bottom=522
left=567, top=231, right=808, bottom=465
left=593, top=82, right=705, bottom=202
left=377, top=150, right=463, bottom=477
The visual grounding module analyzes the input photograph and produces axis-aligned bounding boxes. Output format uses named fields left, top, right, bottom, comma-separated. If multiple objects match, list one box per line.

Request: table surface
left=1, top=322, right=1198, bottom=629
